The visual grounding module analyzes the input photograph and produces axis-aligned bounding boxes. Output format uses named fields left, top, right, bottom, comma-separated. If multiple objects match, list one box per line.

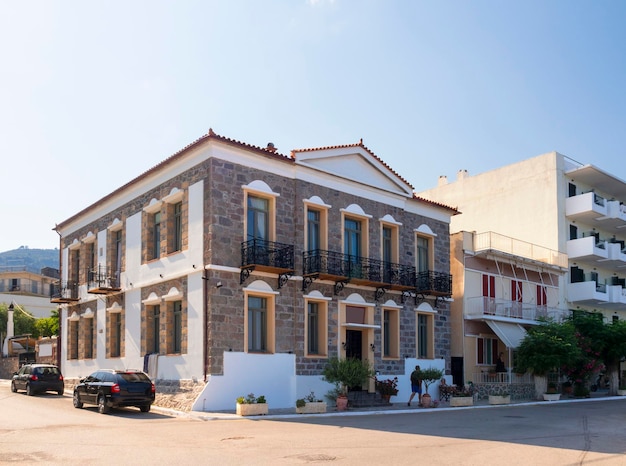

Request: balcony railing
left=473, top=231, right=568, bottom=269
left=87, top=265, right=121, bottom=294
left=465, top=296, right=570, bottom=322
left=50, top=281, right=79, bottom=303
left=416, top=270, right=452, bottom=296
left=240, top=239, right=295, bottom=287
left=302, top=249, right=417, bottom=291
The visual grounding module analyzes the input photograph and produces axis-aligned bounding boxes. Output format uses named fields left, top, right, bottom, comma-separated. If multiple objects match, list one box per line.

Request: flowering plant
left=563, top=333, right=604, bottom=385
left=236, top=393, right=266, bottom=404
left=375, top=377, right=399, bottom=396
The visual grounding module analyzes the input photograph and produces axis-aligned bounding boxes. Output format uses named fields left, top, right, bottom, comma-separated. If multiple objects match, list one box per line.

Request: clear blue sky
left=2, top=0, right=625, bottom=253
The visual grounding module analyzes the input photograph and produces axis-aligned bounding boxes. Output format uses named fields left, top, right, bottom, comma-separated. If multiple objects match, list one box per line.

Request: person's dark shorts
left=411, top=384, right=422, bottom=394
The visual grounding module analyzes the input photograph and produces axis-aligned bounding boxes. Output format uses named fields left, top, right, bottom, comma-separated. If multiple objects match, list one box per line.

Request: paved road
left=1, top=379, right=626, bottom=465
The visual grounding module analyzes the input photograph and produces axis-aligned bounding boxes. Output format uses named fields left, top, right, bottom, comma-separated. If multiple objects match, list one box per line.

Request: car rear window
left=34, top=367, right=60, bottom=376
left=117, top=372, right=151, bottom=383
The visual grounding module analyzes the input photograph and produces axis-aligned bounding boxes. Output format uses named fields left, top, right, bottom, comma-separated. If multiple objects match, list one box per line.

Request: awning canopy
left=486, top=321, right=527, bottom=349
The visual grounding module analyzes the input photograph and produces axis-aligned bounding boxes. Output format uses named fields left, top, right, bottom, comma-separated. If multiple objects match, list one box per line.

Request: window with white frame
left=477, top=336, right=498, bottom=365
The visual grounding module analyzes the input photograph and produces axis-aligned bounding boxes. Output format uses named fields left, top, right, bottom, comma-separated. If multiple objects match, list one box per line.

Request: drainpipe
left=202, top=268, right=208, bottom=382
left=54, top=225, right=63, bottom=369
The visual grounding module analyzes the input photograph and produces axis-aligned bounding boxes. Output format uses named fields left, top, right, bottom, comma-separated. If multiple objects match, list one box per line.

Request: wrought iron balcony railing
left=240, top=238, right=295, bottom=287
left=50, top=281, right=79, bottom=303
left=416, top=270, right=453, bottom=296
left=87, top=265, right=121, bottom=294
left=303, top=249, right=417, bottom=297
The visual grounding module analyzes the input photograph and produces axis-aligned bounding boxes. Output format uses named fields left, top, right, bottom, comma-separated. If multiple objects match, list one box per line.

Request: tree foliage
left=515, top=320, right=580, bottom=376
left=0, top=303, right=38, bottom=338
left=322, top=357, right=374, bottom=394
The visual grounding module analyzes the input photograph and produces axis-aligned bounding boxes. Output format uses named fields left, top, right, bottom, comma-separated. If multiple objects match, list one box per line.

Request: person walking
left=408, top=365, right=422, bottom=407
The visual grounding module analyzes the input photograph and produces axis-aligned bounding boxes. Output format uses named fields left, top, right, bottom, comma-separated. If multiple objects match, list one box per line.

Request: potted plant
left=488, top=390, right=511, bottom=405
left=543, top=382, right=561, bottom=401
left=295, top=391, right=327, bottom=414
left=418, top=367, right=444, bottom=408
left=375, top=376, right=399, bottom=403
left=322, top=357, right=374, bottom=411
left=450, top=382, right=474, bottom=407
left=236, top=393, right=268, bottom=416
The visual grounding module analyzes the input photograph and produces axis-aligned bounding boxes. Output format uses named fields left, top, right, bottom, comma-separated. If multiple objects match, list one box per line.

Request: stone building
left=52, top=129, right=455, bottom=411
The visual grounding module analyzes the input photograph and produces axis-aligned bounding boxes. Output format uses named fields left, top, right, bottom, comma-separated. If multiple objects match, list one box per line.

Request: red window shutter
left=482, top=275, right=489, bottom=297
left=477, top=338, right=484, bottom=364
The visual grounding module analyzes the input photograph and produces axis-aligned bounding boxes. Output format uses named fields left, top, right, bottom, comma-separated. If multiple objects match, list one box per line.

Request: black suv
left=11, top=364, right=65, bottom=396
left=73, top=369, right=155, bottom=414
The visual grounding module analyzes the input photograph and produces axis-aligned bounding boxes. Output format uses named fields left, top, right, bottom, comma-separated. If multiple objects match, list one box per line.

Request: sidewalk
left=154, top=389, right=620, bottom=421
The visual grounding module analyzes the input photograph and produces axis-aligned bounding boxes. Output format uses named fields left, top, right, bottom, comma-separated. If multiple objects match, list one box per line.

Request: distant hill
left=0, top=247, right=59, bottom=274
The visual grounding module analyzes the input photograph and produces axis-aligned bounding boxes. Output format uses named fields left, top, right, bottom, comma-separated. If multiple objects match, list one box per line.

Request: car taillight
left=29, top=375, right=38, bottom=381
left=151, top=383, right=155, bottom=393
left=111, top=383, right=121, bottom=393
left=59, top=375, right=64, bottom=381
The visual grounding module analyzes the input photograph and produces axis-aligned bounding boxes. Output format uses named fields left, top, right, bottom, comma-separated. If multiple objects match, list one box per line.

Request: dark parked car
left=73, top=369, right=155, bottom=414
left=11, top=364, right=65, bottom=396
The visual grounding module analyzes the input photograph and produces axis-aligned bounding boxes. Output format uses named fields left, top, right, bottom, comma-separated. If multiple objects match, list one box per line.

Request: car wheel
left=26, top=384, right=34, bottom=396
left=97, top=394, right=110, bottom=414
left=73, top=392, right=83, bottom=408
left=58, top=389, right=64, bottom=396
left=139, top=405, right=151, bottom=413
left=10, top=381, right=17, bottom=393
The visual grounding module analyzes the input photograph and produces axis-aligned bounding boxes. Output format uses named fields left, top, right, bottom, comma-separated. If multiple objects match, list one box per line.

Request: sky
left=1, top=0, right=625, bottom=253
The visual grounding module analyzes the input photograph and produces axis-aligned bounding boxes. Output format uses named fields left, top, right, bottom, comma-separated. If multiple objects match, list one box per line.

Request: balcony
left=87, top=265, right=121, bottom=294
left=465, top=296, right=570, bottom=323
left=566, top=192, right=626, bottom=233
left=567, top=235, right=608, bottom=263
left=240, top=239, right=295, bottom=288
left=302, top=249, right=417, bottom=297
left=567, top=280, right=609, bottom=306
left=472, top=231, right=567, bottom=270
left=50, top=281, right=79, bottom=303
left=416, top=270, right=452, bottom=297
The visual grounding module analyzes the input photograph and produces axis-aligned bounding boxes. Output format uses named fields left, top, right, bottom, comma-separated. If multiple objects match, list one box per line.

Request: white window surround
left=163, top=188, right=184, bottom=204
left=82, top=232, right=97, bottom=244
left=108, top=218, right=123, bottom=232
left=163, top=287, right=183, bottom=301
left=83, top=309, right=94, bottom=318
left=379, top=214, right=402, bottom=226
left=303, top=196, right=332, bottom=209
left=415, top=302, right=437, bottom=314
left=303, top=290, right=332, bottom=301
left=414, top=224, right=437, bottom=237
left=142, top=292, right=161, bottom=305
left=242, top=180, right=280, bottom=198
left=339, top=293, right=375, bottom=307
left=340, top=204, right=373, bottom=219
left=106, top=302, right=123, bottom=313
left=243, top=280, right=280, bottom=296
left=68, top=239, right=81, bottom=250
left=143, top=199, right=163, bottom=214
left=69, top=311, right=80, bottom=321
left=382, top=299, right=403, bottom=310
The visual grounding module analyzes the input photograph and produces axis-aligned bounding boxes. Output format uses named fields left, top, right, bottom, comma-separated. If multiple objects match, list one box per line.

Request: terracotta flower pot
left=336, top=395, right=348, bottom=411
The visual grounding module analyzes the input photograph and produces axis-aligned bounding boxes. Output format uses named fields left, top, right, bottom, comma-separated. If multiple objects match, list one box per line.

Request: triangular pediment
left=293, top=145, right=413, bottom=196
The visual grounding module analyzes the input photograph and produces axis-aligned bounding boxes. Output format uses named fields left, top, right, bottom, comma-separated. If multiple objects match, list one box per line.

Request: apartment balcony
left=302, top=249, right=417, bottom=297
left=472, top=231, right=567, bottom=270
left=465, top=296, right=570, bottom=323
left=567, top=280, right=609, bottom=306
left=566, top=235, right=608, bottom=263
left=240, top=239, right=295, bottom=288
left=87, top=265, right=121, bottom=294
left=566, top=192, right=626, bottom=233
left=607, top=285, right=626, bottom=308
left=50, top=281, right=79, bottom=303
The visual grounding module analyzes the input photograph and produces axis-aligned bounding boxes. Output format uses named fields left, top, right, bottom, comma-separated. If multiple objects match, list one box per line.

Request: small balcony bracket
left=401, top=290, right=416, bottom=304
left=375, top=287, right=387, bottom=302
left=334, top=279, right=349, bottom=295
left=240, top=266, right=254, bottom=285
left=278, top=272, right=293, bottom=289
left=302, top=274, right=318, bottom=292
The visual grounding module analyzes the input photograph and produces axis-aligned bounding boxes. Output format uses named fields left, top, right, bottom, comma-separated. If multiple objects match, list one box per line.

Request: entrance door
left=451, top=356, right=463, bottom=386
left=345, top=329, right=362, bottom=360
